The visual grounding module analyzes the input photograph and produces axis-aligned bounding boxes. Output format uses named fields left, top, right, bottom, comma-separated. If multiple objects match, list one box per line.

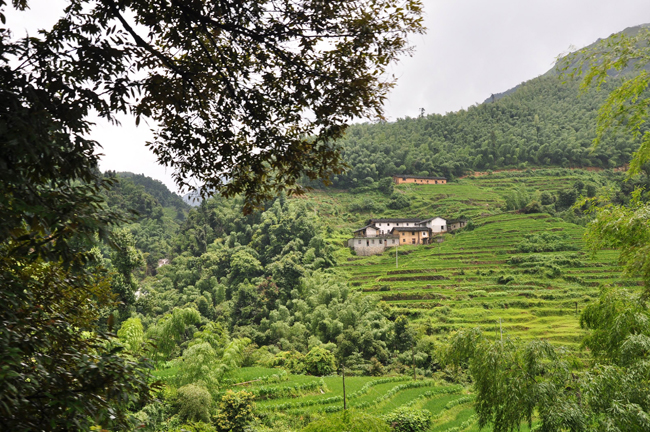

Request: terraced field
left=223, top=368, right=529, bottom=432
left=223, top=367, right=540, bottom=432
left=339, top=212, right=633, bottom=347
left=301, top=169, right=633, bottom=348
left=307, top=168, right=613, bottom=233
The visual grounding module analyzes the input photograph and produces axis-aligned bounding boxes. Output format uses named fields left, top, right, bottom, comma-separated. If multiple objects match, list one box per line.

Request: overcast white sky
left=7, top=0, right=650, bottom=193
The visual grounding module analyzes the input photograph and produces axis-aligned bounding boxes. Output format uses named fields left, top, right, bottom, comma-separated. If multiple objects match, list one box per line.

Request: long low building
left=348, top=216, right=466, bottom=256
left=393, top=175, right=447, bottom=185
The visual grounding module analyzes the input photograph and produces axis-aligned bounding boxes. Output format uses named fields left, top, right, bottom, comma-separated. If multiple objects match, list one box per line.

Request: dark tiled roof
left=391, top=227, right=430, bottom=232
left=447, top=219, right=467, bottom=224
left=368, top=218, right=422, bottom=224
left=351, top=234, right=398, bottom=239
left=393, top=175, right=447, bottom=180
left=353, top=225, right=379, bottom=232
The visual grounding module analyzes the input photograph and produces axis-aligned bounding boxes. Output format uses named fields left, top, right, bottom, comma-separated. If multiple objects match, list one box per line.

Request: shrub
left=523, top=200, right=543, bottom=214
left=369, top=357, right=385, bottom=376
left=270, top=350, right=306, bottom=373
left=349, top=198, right=384, bottom=212
left=586, top=183, right=597, bottom=197
left=304, top=346, right=337, bottom=376
left=516, top=232, right=580, bottom=253
left=497, top=275, right=515, bottom=285
left=382, top=407, right=432, bottom=432
left=556, top=189, right=578, bottom=210
left=540, top=191, right=555, bottom=205
left=378, top=177, right=395, bottom=195
left=303, top=410, right=390, bottom=432
left=170, top=422, right=216, bottom=432
left=388, top=194, right=410, bottom=209
left=177, top=384, right=212, bottom=423
left=214, top=390, right=256, bottom=432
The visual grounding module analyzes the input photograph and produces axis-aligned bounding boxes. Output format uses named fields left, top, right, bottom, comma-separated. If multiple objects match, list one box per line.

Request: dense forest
left=329, top=72, right=641, bottom=187
left=84, top=164, right=649, bottom=431
left=5, top=10, right=650, bottom=430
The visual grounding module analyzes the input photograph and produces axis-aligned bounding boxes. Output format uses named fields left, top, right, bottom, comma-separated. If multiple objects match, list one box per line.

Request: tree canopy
left=0, top=0, right=424, bottom=428
left=1, top=0, right=424, bottom=210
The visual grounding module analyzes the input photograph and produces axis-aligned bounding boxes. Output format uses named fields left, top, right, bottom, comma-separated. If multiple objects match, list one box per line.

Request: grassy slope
left=305, top=169, right=633, bottom=349
left=230, top=170, right=631, bottom=431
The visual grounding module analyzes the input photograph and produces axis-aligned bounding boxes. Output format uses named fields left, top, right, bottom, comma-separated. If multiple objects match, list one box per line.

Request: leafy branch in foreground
left=3, top=0, right=424, bottom=211
left=560, top=26, right=650, bottom=176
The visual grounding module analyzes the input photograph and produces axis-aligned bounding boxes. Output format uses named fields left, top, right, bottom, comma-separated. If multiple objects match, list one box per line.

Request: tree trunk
left=412, top=347, right=416, bottom=381
left=342, top=363, right=347, bottom=410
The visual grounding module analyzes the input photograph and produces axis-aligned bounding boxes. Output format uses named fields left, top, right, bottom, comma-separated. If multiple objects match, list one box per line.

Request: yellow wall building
left=393, top=175, right=447, bottom=185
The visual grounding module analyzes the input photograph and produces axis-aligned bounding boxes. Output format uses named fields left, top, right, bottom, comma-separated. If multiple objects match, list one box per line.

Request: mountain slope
left=325, top=25, right=648, bottom=188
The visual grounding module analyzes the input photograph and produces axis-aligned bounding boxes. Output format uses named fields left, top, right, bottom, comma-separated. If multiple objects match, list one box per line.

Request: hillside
left=323, top=25, right=650, bottom=189
left=102, top=171, right=190, bottom=274
left=484, top=24, right=650, bottom=104
left=86, top=26, right=650, bottom=432
left=309, top=169, right=629, bottom=348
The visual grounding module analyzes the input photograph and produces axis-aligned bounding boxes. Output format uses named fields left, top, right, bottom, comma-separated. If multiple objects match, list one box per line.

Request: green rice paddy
left=310, top=170, right=632, bottom=349
left=242, top=169, right=630, bottom=430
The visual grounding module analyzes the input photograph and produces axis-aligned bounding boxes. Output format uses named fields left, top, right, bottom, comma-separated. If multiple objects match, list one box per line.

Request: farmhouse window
left=403, top=238, right=406, bottom=243
left=403, top=177, right=406, bottom=181
left=412, top=239, right=415, bottom=244
left=358, top=240, right=361, bottom=245
left=379, top=239, right=383, bottom=244
left=372, top=239, right=375, bottom=244
left=441, top=226, right=444, bottom=230
left=411, top=231, right=414, bottom=235
left=366, top=240, right=369, bottom=246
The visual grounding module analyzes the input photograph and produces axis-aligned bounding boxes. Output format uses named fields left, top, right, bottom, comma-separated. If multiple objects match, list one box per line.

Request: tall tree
left=2, top=0, right=424, bottom=210
left=0, top=1, right=423, bottom=427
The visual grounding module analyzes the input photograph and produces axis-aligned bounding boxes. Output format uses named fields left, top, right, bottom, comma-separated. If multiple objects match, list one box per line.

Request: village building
left=352, top=225, right=380, bottom=237
left=447, top=219, right=468, bottom=231
left=347, top=235, right=400, bottom=256
left=393, top=175, right=447, bottom=185
left=348, top=216, right=465, bottom=256
left=367, top=218, right=422, bottom=235
left=392, top=226, right=430, bottom=245
left=417, top=217, right=448, bottom=233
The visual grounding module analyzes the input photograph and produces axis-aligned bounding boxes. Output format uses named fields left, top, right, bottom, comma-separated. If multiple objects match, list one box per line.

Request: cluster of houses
left=348, top=217, right=467, bottom=256
left=346, top=175, right=460, bottom=256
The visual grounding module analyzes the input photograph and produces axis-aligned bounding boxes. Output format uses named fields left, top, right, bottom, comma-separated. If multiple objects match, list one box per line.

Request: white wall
left=421, top=217, right=447, bottom=233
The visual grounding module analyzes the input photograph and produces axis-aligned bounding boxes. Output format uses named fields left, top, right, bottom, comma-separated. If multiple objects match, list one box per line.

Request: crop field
left=308, top=168, right=613, bottom=234
left=338, top=212, right=633, bottom=348
left=307, top=169, right=634, bottom=348
left=222, top=367, right=537, bottom=431
left=223, top=367, right=493, bottom=431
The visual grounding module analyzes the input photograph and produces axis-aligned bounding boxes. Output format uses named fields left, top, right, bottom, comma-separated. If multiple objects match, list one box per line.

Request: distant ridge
left=321, top=23, right=648, bottom=188
left=482, top=23, right=650, bottom=105
left=182, top=190, right=203, bottom=207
